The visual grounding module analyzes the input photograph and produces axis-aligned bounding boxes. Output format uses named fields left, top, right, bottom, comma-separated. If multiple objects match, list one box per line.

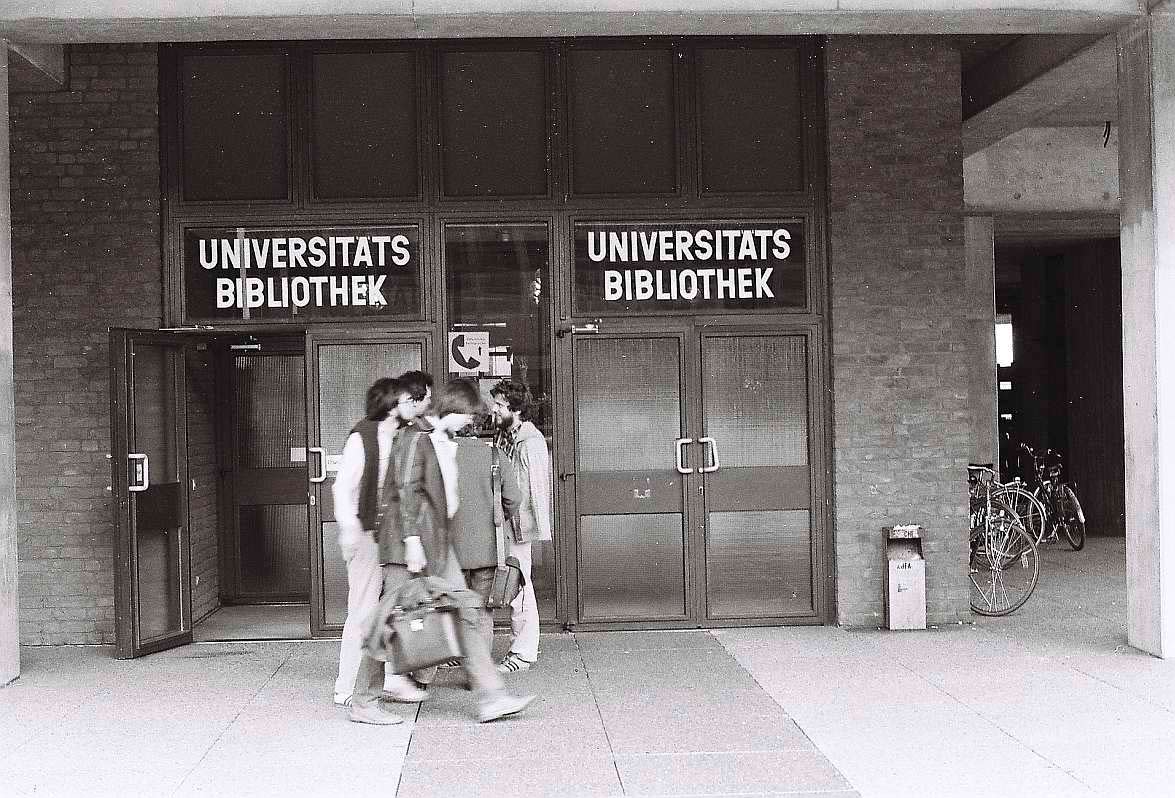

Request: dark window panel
left=440, top=50, right=548, bottom=198
left=311, top=51, right=419, bottom=200
left=181, top=53, right=289, bottom=202
left=570, top=48, right=677, bottom=196
left=698, top=47, right=804, bottom=194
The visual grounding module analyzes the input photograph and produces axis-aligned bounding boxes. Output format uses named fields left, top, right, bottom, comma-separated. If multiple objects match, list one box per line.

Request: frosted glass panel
left=706, top=510, right=812, bottom=618
left=236, top=355, right=305, bottom=469
left=579, top=513, right=686, bottom=620
left=576, top=337, right=680, bottom=472
left=703, top=335, right=808, bottom=468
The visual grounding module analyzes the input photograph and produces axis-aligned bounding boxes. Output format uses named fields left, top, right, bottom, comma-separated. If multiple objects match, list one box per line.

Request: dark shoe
left=348, top=701, right=405, bottom=726
left=477, top=693, right=536, bottom=723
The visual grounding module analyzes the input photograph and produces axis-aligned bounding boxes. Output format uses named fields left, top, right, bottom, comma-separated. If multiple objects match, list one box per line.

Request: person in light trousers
left=331, top=377, right=425, bottom=706
left=490, top=379, right=552, bottom=673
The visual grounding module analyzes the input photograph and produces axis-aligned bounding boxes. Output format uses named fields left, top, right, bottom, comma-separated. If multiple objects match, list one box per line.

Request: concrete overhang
left=6, top=42, right=66, bottom=91
left=0, top=1, right=1142, bottom=43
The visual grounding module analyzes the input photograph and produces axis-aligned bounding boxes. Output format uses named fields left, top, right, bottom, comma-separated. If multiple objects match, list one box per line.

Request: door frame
left=559, top=317, right=830, bottom=630
left=304, top=325, right=434, bottom=638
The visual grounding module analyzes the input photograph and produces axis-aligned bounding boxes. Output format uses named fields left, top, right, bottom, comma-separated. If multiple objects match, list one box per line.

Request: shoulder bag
left=484, top=446, right=526, bottom=610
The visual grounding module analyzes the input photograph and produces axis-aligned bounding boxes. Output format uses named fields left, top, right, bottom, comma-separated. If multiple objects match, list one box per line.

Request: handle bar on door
left=675, top=438, right=695, bottom=474
left=128, top=453, right=149, bottom=492
left=698, top=437, right=720, bottom=473
left=308, top=447, right=327, bottom=483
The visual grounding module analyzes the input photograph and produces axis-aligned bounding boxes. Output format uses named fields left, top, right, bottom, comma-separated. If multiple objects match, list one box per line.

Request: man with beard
left=489, top=379, right=551, bottom=673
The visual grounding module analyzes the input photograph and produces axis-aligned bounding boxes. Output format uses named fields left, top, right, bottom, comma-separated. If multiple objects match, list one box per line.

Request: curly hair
left=396, top=370, right=434, bottom=403
left=490, top=378, right=534, bottom=421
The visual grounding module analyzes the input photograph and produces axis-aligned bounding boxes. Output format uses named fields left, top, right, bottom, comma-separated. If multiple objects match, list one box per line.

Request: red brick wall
left=825, top=37, right=973, bottom=626
left=10, top=44, right=162, bottom=644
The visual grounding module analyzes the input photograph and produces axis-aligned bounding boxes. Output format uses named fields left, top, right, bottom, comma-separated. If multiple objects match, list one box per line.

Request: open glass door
left=110, top=329, right=196, bottom=658
left=306, top=330, right=430, bottom=638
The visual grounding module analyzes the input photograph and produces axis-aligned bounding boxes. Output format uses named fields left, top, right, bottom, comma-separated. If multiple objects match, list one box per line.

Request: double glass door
left=570, top=323, right=823, bottom=626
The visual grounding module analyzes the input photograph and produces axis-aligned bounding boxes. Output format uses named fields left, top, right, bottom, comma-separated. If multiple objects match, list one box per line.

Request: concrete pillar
left=0, top=43, right=19, bottom=686
left=1118, top=10, right=1175, bottom=658
left=965, top=215, right=998, bottom=466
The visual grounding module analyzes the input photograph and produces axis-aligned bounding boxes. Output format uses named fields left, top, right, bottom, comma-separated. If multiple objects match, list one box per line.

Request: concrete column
left=965, top=215, right=998, bottom=466
left=1118, top=10, right=1175, bottom=658
left=0, top=43, right=19, bottom=686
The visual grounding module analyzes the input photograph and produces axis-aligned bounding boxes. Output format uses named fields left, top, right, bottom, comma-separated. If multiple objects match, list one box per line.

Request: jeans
left=463, top=566, right=497, bottom=653
left=352, top=551, right=505, bottom=708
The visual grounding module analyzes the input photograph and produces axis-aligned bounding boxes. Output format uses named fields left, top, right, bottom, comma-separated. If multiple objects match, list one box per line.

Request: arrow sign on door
left=447, top=331, right=489, bottom=374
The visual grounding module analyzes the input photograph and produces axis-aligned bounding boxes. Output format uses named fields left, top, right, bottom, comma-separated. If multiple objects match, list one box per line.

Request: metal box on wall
left=885, top=525, right=926, bottom=630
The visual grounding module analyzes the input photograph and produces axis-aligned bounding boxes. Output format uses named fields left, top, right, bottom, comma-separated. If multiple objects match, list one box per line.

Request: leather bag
left=387, top=589, right=462, bottom=675
left=485, top=447, right=525, bottom=610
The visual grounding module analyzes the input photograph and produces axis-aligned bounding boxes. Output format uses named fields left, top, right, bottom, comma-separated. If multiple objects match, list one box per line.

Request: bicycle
left=1018, top=443, right=1087, bottom=551
left=967, top=464, right=1040, bottom=616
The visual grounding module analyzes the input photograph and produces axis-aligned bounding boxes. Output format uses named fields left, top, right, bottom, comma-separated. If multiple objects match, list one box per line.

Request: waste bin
left=885, top=524, right=926, bottom=630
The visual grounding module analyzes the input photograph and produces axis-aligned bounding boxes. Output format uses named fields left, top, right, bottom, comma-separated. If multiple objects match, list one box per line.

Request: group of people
left=330, top=371, right=552, bottom=725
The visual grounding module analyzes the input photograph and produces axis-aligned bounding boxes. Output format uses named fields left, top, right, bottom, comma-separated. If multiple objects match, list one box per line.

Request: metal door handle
left=128, top=453, right=149, bottom=492
left=699, top=437, right=720, bottom=473
left=308, top=447, right=327, bottom=483
left=675, top=438, right=695, bottom=474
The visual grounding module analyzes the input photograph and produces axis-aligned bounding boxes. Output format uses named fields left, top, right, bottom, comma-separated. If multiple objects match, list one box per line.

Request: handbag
left=365, top=573, right=463, bottom=674
left=485, top=447, right=526, bottom=610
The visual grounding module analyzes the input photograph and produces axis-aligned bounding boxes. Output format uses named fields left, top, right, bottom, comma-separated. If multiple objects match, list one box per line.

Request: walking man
left=490, top=379, right=552, bottom=673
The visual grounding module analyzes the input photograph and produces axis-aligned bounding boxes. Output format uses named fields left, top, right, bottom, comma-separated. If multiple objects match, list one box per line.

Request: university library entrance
left=110, top=37, right=832, bottom=657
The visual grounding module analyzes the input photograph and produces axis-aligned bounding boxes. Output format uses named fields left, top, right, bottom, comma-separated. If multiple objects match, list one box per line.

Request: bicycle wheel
left=994, top=484, right=1046, bottom=545
left=1058, top=486, right=1086, bottom=551
left=970, top=501, right=1039, bottom=616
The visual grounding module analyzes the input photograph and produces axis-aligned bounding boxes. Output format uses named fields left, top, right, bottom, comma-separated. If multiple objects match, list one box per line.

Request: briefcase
left=485, top=556, right=525, bottom=610
left=387, top=599, right=462, bottom=675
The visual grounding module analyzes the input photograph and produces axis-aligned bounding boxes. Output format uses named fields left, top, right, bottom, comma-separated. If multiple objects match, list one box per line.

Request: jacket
left=497, top=420, right=553, bottom=542
left=450, top=438, right=523, bottom=570
left=376, top=420, right=451, bottom=574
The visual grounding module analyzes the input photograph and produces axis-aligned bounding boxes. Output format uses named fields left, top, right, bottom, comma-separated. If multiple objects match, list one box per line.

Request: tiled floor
left=4, top=537, right=1174, bottom=797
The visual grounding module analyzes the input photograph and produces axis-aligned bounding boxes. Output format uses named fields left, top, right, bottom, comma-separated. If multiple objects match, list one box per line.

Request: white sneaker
left=496, top=653, right=533, bottom=674
left=333, top=694, right=352, bottom=708
left=383, top=674, right=428, bottom=702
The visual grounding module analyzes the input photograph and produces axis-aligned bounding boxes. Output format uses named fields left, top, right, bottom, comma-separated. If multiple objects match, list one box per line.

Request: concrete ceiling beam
left=0, top=1, right=1143, bottom=43
left=962, top=33, right=1117, bottom=156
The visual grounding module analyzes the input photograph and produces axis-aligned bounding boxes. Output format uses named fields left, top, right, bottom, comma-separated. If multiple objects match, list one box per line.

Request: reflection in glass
left=445, top=224, right=555, bottom=619
left=132, top=344, right=183, bottom=642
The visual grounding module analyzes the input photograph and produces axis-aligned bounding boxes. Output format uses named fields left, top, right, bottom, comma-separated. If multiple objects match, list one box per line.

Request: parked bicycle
left=1018, top=443, right=1086, bottom=551
left=967, top=464, right=1040, bottom=616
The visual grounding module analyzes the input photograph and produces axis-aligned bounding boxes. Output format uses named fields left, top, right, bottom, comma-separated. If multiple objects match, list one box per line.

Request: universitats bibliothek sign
left=183, top=225, right=422, bottom=321
left=572, top=221, right=806, bottom=314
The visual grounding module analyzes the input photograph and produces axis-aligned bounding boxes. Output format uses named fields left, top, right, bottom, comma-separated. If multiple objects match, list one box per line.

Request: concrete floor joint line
left=166, top=646, right=297, bottom=798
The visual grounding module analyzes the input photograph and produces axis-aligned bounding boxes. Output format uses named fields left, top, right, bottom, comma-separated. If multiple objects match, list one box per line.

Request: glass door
left=566, top=324, right=824, bottom=627
left=698, top=330, right=821, bottom=621
left=306, top=329, right=430, bottom=637
left=110, top=329, right=195, bottom=658
left=571, top=329, right=694, bottom=623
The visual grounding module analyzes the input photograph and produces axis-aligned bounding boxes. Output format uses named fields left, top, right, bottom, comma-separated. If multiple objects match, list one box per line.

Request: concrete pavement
left=3, top=537, right=1172, bottom=797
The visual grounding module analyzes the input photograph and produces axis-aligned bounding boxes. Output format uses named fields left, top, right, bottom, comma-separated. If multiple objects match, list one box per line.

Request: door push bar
left=308, top=447, right=327, bottom=483
left=674, top=438, right=721, bottom=475
left=128, top=453, right=149, bottom=492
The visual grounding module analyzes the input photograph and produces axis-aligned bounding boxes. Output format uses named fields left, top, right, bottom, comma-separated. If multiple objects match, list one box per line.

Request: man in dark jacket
left=349, top=378, right=535, bottom=725
left=451, top=426, right=523, bottom=650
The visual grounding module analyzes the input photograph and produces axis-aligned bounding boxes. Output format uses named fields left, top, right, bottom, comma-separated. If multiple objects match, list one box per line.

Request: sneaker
left=477, top=693, right=536, bottom=723
left=333, top=695, right=352, bottom=708
left=348, top=701, right=404, bottom=726
left=496, top=653, right=533, bottom=674
left=383, top=674, right=428, bottom=703
left=437, top=658, right=462, bottom=669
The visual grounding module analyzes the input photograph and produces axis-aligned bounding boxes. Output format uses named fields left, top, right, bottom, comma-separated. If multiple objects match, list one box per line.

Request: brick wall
left=10, top=44, right=162, bottom=644
left=825, top=37, right=973, bottom=626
